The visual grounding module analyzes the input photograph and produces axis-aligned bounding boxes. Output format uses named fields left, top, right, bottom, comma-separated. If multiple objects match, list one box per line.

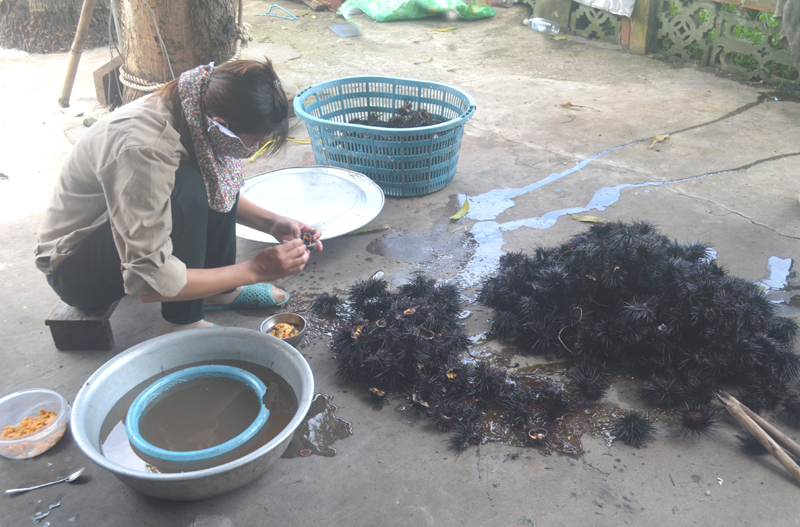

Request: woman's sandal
left=205, top=284, right=290, bottom=311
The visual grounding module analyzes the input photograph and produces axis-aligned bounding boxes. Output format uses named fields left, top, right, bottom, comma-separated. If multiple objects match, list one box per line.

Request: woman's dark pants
left=46, top=161, right=238, bottom=325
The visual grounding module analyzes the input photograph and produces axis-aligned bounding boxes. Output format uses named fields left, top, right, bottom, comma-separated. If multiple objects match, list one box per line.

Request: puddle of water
left=462, top=140, right=648, bottom=222
left=282, top=393, right=352, bottom=458
left=757, top=256, right=793, bottom=291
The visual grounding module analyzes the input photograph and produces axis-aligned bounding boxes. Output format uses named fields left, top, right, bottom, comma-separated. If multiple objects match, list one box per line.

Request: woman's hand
left=249, top=239, right=310, bottom=283
left=237, top=196, right=323, bottom=252
left=269, top=215, right=324, bottom=253
left=139, top=240, right=311, bottom=304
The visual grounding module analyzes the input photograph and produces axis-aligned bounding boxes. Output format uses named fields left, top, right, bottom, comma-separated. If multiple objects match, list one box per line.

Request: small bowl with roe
left=260, top=313, right=307, bottom=347
left=0, top=389, right=70, bottom=459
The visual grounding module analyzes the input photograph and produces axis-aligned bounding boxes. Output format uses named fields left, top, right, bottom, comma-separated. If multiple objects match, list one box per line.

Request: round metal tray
left=236, top=166, right=385, bottom=244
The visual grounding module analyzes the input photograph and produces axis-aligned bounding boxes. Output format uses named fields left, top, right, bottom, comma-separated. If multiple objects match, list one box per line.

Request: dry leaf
left=450, top=198, right=470, bottom=220
left=559, top=102, right=598, bottom=111
left=572, top=215, right=607, bottom=223
left=432, top=27, right=457, bottom=32
left=648, top=133, right=669, bottom=149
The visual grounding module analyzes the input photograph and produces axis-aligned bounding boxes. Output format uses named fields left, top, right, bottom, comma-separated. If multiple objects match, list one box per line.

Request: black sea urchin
left=677, top=403, right=720, bottom=438
left=348, top=276, right=388, bottom=306
left=640, top=374, right=682, bottom=408
left=779, top=391, right=800, bottom=427
left=311, top=292, right=341, bottom=316
left=568, top=363, right=610, bottom=405
left=612, top=410, right=656, bottom=447
left=448, top=420, right=482, bottom=456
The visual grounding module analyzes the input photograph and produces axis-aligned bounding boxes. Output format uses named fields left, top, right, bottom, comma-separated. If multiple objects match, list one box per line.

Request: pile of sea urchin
left=478, top=220, right=800, bottom=436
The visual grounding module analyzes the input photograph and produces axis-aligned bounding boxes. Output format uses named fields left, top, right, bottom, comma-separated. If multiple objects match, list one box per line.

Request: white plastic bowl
left=0, top=389, right=70, bottom=459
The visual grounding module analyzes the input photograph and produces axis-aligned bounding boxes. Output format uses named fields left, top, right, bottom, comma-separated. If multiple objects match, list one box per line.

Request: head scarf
left=178, top=63, right=247, bottom=213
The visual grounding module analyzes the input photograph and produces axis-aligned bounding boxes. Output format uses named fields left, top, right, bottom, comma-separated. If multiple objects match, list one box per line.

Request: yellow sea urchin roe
left=269, top=322, right=300, bottom=339
left=1, top=409, right=58, bottom=439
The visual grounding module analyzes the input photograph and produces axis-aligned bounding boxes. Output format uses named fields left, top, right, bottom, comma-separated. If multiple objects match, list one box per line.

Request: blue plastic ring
left=125, top=365, right=269, bottom=464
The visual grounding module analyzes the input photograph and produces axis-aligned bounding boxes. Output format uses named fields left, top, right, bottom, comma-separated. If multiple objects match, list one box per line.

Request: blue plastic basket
left=293, top=76, right=476, bottom=197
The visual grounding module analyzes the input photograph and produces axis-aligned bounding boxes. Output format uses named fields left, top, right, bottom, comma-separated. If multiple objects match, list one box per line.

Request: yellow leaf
left=551, top=36, right=566, bottom=40
left=648, top=133, right=669, bottom=149
left=450, top=198, right=470, bottom=220
left=559, top=102, right=597, bottom=111
left=432, top=26, right=457, bottom=32
left=347, top=224, right=390, bottom=235
left=572, top=215, right=607, bottom=223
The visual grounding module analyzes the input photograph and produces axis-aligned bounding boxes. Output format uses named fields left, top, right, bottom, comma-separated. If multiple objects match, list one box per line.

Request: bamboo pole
left=717, top=391, right=800, bottom=486
left=58, top=0, right=98, bottom=108
left=733, top=396, right=800, bottom=460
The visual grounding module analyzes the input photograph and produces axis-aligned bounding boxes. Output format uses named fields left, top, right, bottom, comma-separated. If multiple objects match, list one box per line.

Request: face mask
left=206, top=117, right=260, bottom=159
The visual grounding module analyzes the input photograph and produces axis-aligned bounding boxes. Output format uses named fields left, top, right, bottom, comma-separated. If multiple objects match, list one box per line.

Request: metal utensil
left=5, top=467, right=85, bottom=495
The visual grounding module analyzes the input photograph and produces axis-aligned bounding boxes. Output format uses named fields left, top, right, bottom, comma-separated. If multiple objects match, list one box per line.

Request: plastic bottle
left=523, top=17, right=560, bottom=35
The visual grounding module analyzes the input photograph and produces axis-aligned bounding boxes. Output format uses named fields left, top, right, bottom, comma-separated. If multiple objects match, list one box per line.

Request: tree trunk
left=116, top=0, right=239, bottom=103
left=0, top=0, right=110, bottom=53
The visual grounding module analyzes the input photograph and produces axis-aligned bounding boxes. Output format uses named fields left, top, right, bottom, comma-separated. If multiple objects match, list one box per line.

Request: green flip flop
left=205, top=284, right=290, bottom=311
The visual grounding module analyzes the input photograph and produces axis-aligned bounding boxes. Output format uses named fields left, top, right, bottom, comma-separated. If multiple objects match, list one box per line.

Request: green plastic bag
left=339, top=0, right=496, bottom=22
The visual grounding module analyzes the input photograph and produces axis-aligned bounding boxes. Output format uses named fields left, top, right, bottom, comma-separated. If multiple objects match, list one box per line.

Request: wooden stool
left=45, top=301, right=120, bottom=351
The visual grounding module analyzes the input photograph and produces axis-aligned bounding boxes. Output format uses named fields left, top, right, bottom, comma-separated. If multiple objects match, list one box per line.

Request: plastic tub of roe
left=0, top=389, right=70, bottom=459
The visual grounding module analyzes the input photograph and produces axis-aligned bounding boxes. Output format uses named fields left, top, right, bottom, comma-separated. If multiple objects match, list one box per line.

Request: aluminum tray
left=236, top=166, right=385, bottom=244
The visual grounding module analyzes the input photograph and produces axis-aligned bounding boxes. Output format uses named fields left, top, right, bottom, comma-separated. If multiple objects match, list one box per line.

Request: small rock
left=704, top=490, right=711, bottom=496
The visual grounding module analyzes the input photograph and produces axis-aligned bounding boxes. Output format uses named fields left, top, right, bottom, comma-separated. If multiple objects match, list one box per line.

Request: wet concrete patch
left=366, top=223, right=476, bottom=282
left=282, top=394, right=352, bottom=458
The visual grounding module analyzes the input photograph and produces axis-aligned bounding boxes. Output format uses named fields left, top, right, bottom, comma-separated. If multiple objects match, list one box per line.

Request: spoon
left=5, top=467, right=85, bottom=495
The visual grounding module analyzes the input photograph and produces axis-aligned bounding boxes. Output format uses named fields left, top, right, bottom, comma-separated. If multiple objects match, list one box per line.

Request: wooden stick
left=731, top=396, right=800, bottom=460
left=58, top=0, right=97, bottom=107
left=717, top=391, right=800, bottom=486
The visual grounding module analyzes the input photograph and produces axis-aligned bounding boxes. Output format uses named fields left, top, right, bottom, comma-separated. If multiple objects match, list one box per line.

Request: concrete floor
left=2, top=1, right=800, bottom=525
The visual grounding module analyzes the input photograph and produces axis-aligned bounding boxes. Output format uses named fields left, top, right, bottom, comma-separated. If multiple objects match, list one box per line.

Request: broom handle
left=58, top=0, right=97, bottom=107
left=717, top=391, right=800, bottom=486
